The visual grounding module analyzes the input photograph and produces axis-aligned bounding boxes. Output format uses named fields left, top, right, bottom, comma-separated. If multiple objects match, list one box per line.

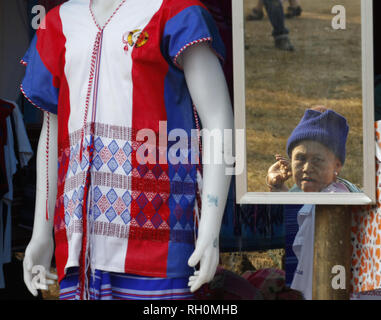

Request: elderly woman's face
left=291, top=140, right=343, bottom=192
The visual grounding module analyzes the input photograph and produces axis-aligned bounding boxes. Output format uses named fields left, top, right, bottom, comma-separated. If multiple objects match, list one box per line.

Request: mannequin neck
left=91, top=0, right=124, bottom=27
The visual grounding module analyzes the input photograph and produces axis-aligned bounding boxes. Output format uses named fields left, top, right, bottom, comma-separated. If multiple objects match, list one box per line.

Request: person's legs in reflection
left=285, top=0, right=302, bottom=19
left=262, top=0, right=294, bottom=51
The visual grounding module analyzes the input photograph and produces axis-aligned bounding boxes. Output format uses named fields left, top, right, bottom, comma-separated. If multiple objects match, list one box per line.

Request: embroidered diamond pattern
left=136, top=193, right=148, bottom=209
left=108, top=140, right=119, bottom=155
left=151, top=194, right=163, bottom=211
left=73, top=143, right=79, bottom=157
left=65, top=212, right=71, bottom=226
left=172, top=192, right=183, bottom=204
left=114, top=197, right=126, bottom=215
left=122, top=191, right=132, bottom=207
left=123, top=142, right=132, bottom=156
left=168, top=195, right=176, bottom=211
left=92, top=205, right=102, bottom=220
left=179, top=195, right=189, bottom=211
left=122, top=159, right=132, bottom=175
left=131, top=190, right=140, bottom=200
left=152, top=164, right=163, bottom=179
left=100, top=147, right=112, bottom=163
left=142, top=202, right=155, bottom=219
left=121, top=209, right=131, bottom=224
left=105, top=207, right=117, bottom=222
left=131, top=140, right=141, bottom=151
left=159, top=192, right=170, bottom=203
left=136, top=211, right=147, bottom=227
left=67, top=199, right=75, bottom=215
left=174, top=204, right=183, bottom=221
left=106, top=189, right=118, bottom=204
left=158, top=171, right=170, bottom=181
left=94, top=137, right=104, bottom=152
left=184, top=181, right=195, bottom=195
left=93, top=155, right=103, bottom=171
left=93, top=186, right=102, bottom=202
left=98, top=195, right=110, bottom=213
left=72, top=190, right=78, bottom=203
left=106, top=158, right=118, bottom=173
left=151, top=213, right=163, bottom=229
left=144, top=191, right=156, bottom=202
left=64, top=195, right=69, bottom=208
left=80, top=155, right=89, bottom=170
left=74, top=204, right=82, bottom=219
left=71, top=160, right=78, bottom=174
left=177, top=165, right=187, bottom=180
left=115, top=148, right=127, bottom=166
left=137, top=165, right=148, bottom=177
left=78, top=186, right=85, bottom=201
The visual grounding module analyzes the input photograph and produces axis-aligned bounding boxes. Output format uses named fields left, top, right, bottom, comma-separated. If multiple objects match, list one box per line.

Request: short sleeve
left=162, top=4, right=226, bottom=69
left=20, top=34, right=58, bottom=115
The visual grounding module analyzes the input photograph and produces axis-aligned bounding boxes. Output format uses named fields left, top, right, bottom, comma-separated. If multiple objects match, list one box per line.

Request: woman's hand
left=266, top=154, right=292, bottom=191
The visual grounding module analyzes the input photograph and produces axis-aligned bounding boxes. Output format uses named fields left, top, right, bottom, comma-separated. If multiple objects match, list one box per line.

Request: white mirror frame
left=233, top=0, right=375, bottom=205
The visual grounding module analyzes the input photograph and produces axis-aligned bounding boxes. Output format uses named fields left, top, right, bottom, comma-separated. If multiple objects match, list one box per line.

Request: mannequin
left=22, top=0, right=233, bottom=298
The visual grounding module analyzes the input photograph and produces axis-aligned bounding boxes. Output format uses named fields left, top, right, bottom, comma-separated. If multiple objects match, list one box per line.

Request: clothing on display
left=290, top=204, right=315, bottom=300
left=0, top=102, right=14, bottom=198
left=351, top=120, right=381, bottom=293
left=21, top=0, right=225, bottom=299
left=0, top=99, right=33, bottom=289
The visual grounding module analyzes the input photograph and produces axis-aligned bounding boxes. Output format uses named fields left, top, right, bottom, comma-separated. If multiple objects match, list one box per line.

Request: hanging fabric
left=0, top=98, right=33, bottom=289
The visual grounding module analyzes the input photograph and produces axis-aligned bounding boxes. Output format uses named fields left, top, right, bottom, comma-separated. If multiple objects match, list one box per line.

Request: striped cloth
left=59, top=267, right=194, bottom=300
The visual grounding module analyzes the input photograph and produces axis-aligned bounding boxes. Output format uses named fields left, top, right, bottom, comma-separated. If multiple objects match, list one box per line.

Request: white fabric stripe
left=59, top=0, right=164, bottom=275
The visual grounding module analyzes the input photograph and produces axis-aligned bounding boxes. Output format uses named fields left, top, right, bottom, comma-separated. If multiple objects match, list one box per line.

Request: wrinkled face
left=291, top=140, right=343, bottom=192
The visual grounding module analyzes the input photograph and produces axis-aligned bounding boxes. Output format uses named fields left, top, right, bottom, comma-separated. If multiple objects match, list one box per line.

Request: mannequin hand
left=23, top=237, right=57, bottom=296
left=187, top=234, right=219, bottom=292
left=267, top=154, right=292, bottom=191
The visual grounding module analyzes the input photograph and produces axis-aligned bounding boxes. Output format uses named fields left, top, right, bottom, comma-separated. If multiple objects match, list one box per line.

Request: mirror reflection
left=244, top=0, right=363, bottom=193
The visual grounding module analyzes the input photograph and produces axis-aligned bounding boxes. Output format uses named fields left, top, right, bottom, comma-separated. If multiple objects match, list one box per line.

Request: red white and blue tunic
left=21, top=0, right=225, bottom=288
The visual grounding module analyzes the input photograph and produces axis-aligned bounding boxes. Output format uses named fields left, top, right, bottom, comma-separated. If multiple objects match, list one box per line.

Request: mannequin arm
left=23, top=112, right=58, bottom=296
left=180, top=43, right=233, bottom=292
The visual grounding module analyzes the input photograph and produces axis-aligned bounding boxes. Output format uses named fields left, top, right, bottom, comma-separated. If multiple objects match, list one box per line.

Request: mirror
left=233, top=0, right=375, bottom=204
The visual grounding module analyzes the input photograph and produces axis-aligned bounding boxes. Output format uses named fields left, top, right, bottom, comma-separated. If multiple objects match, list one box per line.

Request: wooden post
left=312, top=205, right=352, bottom=300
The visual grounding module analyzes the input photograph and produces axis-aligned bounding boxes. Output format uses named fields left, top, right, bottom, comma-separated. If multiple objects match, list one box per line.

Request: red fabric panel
left=124, top=2, right=170, bottom=276
left=36, top=5, right=70, bottom=283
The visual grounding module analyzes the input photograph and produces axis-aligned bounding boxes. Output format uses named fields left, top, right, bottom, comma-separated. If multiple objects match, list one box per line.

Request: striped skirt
left=59, top=267, right=194, bottom=300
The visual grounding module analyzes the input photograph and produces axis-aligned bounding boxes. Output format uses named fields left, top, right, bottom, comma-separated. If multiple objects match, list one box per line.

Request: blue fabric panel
left=162, top=5, right=226, bottom=66
left=162, top=4, right=226, bottom=276
left=21, top=35, right=58, bottom=114
left=163, top=63, right=197, bottom=277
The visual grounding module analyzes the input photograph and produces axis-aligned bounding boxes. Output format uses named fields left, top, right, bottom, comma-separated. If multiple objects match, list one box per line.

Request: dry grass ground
left=244, top=0, right=363, bottom=192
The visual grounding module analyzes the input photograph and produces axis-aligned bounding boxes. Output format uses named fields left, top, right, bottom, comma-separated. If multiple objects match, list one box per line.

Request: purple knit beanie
left=286, top=109, right=349, bottom=164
